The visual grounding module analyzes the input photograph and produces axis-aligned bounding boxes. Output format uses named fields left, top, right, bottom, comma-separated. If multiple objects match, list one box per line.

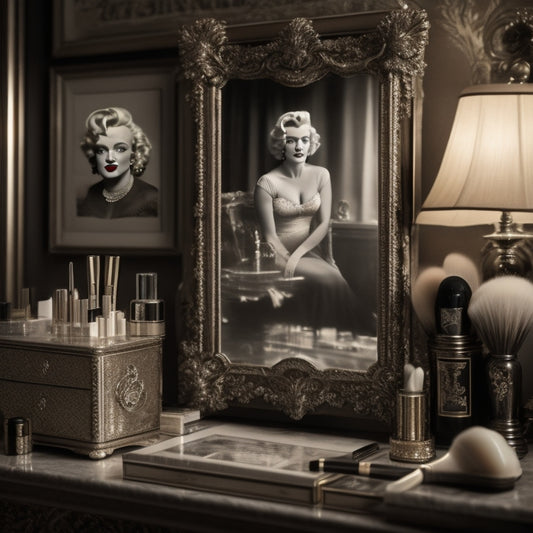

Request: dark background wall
left=23, top=1, right=182, bottom=405
left=19, top=0, right=533, bottom=405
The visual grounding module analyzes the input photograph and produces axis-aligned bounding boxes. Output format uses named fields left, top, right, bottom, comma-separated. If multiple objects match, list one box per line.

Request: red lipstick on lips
left=105, top=165, right=118, bottom=172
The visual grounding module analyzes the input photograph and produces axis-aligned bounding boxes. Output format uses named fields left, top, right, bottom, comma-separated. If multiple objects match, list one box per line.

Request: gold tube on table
left=87, top=255, right=100, bottom=310
left=104, top=256, right=120, bottom=311
left=53, top=288, right=69, bottom=336
left=390, top=390, right=435, bottom=464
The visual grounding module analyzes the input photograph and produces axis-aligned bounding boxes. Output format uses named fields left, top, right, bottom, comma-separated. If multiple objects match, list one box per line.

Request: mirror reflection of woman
left=78, top=107, right=158, bottom=218
left=254, top=111, right=361, bottom=333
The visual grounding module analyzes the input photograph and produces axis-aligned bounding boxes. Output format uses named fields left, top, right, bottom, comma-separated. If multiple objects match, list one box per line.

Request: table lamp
left=417, top=83, right=533, bottom=279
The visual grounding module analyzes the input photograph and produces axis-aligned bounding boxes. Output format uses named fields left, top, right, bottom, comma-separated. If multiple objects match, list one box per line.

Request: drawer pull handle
left=116, top=365, right=146, bottom=412
left=38, top=394, right=47, bottom=411
left=41, top=360, right=50, bottom=375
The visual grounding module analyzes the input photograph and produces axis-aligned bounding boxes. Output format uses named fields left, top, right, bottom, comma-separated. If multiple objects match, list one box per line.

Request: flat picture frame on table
left=49, top=61, right=179, bottom=254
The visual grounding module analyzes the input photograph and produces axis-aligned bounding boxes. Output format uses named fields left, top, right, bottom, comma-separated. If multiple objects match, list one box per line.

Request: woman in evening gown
left=254, top=111, right=361, bottom=333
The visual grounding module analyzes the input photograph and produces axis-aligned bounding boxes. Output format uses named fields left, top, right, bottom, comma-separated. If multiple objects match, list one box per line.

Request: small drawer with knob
left=0, top=348, right=91, bottom=388
left=0, top=380, right=92, bottom=440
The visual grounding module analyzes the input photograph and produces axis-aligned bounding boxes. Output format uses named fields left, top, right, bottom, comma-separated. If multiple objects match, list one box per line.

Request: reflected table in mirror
left=222, top=266, right=377, bottom=371
left=221, top=266, right=305, bottom=303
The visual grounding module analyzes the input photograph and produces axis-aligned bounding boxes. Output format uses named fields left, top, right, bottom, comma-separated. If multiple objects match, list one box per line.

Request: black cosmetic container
left=129, top=273, right=165, bottom=337
left=4, top=417, right=32, bottom=455
left=429, top=276, right=484, bottom=445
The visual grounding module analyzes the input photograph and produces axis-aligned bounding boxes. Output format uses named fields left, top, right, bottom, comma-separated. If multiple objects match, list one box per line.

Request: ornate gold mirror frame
left=177, top=9, right=429, bottom=425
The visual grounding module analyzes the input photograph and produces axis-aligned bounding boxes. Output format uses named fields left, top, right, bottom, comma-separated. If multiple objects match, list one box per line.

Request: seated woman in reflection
left=78, top=107, right=158, bottom=218
left=254, top=111, right=362, bottom=333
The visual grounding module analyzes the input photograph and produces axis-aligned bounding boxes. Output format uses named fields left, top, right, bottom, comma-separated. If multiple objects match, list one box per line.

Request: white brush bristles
left=442, top=253, right=481, bottom=293
left=412, top=266, right=447, bottom=335
left=468, top=276, right=533, bottom=355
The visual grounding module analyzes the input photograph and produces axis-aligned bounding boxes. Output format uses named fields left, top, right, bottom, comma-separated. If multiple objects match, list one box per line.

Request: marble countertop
left=0, top=423, right=532, bottom=533
left=384, top=448, right=533, bottom=532
left=0, top=441, right=418, bottom=533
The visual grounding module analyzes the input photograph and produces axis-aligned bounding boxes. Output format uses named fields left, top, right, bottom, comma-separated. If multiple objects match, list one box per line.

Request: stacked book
left=159, top=408, right=201, bottom=435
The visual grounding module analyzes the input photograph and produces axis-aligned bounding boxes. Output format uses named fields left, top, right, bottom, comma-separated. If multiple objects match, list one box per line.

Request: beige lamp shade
left=417, top=84, right=533, bottom=226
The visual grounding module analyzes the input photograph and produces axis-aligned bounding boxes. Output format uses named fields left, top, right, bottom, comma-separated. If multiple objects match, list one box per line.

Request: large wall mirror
left=178, top=9, right=429, bottom=425
left=221, top=74, right=379, bottom=372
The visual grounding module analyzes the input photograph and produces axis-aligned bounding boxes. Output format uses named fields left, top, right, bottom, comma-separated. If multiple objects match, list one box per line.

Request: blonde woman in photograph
left=254, top=110, right=362, bottom=333
left=78, top=107, right=158, bottom=218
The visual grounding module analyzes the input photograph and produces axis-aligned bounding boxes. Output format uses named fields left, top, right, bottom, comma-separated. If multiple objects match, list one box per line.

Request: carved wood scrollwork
left=485, top=5, right=533, bottom=82
left=178, top=10, right=428, bottom=424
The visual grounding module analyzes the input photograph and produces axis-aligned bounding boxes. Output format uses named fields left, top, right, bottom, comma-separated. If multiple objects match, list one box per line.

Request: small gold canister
left=4, top=417, right=32, bottom=455
left=389, top=390, right=435, bottom=463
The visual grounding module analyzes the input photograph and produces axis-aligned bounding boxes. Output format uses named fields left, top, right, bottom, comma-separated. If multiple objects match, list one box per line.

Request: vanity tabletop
left=0, top=422, right=532, bottom=533
left=383, top=449, right=533, bottom=532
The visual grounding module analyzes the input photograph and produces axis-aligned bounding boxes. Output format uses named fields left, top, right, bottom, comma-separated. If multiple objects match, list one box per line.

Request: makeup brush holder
left=486, top=353, right=527, bottom=458
left=428, top=334, right=484, bottom=445
left=389, top=390, right=435, bottom=463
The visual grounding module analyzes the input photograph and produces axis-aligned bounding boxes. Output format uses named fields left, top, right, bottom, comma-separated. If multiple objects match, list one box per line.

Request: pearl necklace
left=102, top=174, right=134, bottom=203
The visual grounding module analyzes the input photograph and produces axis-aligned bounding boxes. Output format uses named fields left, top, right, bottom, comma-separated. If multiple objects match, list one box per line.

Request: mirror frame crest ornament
left=177, top=9, right=429, bottom=424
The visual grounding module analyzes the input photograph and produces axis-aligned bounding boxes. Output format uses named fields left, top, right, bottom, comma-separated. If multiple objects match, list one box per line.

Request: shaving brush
left=468, top=275, right=533, bottom=458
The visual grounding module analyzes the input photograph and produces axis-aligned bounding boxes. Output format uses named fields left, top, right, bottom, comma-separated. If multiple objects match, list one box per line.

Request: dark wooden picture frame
left=49, top=61, right=178, bottom=253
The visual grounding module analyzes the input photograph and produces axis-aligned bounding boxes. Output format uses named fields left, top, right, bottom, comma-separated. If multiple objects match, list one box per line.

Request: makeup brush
left=309, top=442, right=416, bottom=479
left=386, top=426, right=522, bottom=493
left=309, top=456, right=414, bottom=479
left=442, top=252, right=481, bottom=293
left=468, top=275, right=533, bottom=457
left=411, top=266, right=447, bottom=335
left=468, top=276, right=533, bottom=356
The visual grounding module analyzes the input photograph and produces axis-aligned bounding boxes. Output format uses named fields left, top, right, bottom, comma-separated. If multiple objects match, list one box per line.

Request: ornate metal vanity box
left=0, top=335, right=161, bottom=459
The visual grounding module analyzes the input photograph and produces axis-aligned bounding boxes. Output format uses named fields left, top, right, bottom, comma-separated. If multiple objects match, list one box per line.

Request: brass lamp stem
left=481, top=211, right=533, bottom=280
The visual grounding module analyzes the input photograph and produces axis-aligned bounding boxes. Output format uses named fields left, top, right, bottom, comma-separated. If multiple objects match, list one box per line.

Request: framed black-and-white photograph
left=49, top=61, right=178, bottom=253
left=52, top=0, right=386, bottom=57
